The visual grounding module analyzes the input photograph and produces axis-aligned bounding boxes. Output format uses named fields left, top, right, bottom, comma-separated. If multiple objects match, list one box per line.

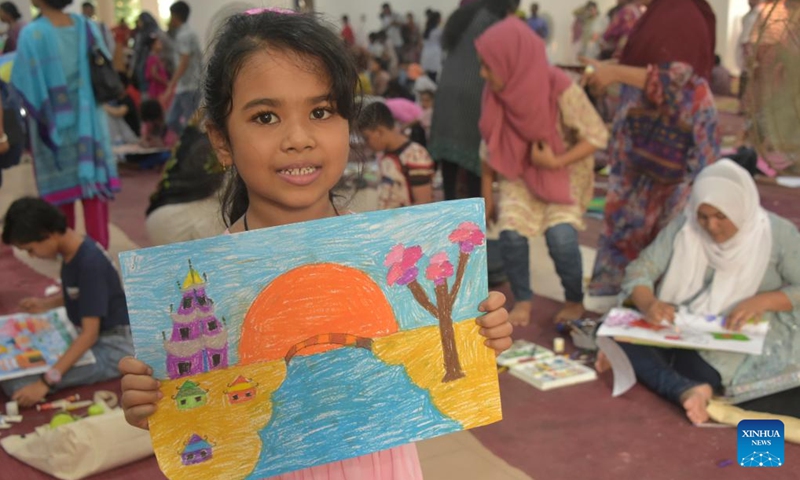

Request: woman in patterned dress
left=585, top=0, right=721, bottom=297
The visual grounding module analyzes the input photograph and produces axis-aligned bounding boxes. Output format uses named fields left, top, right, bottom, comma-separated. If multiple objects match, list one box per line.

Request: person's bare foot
left=680, top=384, right=713, bottom=424
left=508, top=301, right=532, bottom=327
left=554, top=301, right=586, bottom=325
left=594, top=351, right=611, bottom=373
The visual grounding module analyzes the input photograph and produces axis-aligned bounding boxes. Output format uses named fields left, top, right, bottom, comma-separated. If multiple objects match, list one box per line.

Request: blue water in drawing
left=246, top=347, right=461, bottom=479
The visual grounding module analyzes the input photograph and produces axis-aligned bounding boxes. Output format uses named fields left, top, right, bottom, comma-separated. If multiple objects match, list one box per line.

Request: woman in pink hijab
left=477, top=16, right=609, bottom=326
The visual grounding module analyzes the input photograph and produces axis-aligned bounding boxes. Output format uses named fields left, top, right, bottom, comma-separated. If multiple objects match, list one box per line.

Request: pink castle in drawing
left=163, top=261, right=229, bottom=379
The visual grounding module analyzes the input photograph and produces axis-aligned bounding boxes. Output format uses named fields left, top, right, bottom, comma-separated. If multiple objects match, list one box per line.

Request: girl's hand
left=644, top=300, right=676, bottom=325
left=477, top=292, right=512, bottom=354
left=530, top=142, right=561, bottom=169
left=119, top=357, right=162, bottom=430
left=726, top=297, right=767, bottom=332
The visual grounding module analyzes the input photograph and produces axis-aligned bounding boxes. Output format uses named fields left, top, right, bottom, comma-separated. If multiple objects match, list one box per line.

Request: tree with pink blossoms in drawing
left=384, top=222, right=485, bottom=383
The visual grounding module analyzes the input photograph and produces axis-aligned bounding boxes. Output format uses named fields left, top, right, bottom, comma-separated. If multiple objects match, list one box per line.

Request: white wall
left=707, top=0, right=751, bottom=74
left=314, top=0, right=459, bottom=41
left=13, top=0, right=33, bottom=22
left=313, top=0, right=616, bottom=65
left=519, top=0, right=617, bottom=64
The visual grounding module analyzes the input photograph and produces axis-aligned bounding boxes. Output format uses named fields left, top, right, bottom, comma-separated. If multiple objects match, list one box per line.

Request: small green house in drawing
left=173, top=380, right=208, bottom=410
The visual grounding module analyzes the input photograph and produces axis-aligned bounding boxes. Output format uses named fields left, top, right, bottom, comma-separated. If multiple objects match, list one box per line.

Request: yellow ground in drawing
left=373, top=320, right=502, bottom=429
left=149, top=320, right=499, bottom=480
left=149, top=361, right=286, bottom=480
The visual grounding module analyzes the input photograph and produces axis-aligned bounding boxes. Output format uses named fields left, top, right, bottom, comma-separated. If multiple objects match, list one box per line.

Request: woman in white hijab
left=604, top=159, right=800, bottom=424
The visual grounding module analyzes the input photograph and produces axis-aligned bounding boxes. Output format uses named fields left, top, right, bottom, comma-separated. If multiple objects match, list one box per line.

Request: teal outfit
left=11, top=14, right=118, bottom=205
left=622, top=212, right=800, bottom=400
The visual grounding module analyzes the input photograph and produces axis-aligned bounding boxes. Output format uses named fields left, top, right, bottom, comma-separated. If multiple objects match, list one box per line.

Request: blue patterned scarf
left=11, top=14, right=115, bottom=199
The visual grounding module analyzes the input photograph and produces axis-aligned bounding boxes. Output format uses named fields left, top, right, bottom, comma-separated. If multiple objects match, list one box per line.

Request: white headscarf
left=658, top=159, right=772, bottom=315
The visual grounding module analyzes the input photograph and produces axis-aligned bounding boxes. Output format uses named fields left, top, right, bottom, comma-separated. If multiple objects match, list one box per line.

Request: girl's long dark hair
left=204, top=11, right=359, bottom=226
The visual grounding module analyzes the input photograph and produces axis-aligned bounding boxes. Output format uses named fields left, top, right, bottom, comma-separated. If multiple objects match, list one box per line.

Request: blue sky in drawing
left=119, top=199, right=488, bottom=379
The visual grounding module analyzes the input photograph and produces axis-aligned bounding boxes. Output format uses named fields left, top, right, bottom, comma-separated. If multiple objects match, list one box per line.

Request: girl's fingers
left=121, top=373, right=161, bottom=393
left=480, top=320, right=513, bottom=339
left=485, top=337, right=512, bottom=354
left=477, top=307, right=509, bottom=329
left=478, top=291, right=506, bottom=313
left=121, top=388, right=163, bottom=409
left=119, top=356, right=153, bottom=376
left=123, top=405, right=156, bottom=430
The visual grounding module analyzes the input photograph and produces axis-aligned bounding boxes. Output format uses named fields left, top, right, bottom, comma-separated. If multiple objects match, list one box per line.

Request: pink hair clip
left=244, top=7, right=296, bottom=16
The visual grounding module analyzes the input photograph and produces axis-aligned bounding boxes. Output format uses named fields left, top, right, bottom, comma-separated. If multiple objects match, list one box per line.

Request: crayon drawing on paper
left=119, top=199, right=502, bottom=479
left=0, top=308, right=95, bottom=382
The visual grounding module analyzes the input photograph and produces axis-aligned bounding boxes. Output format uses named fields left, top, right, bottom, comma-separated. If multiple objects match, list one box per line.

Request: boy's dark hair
left=0, top=2, right=22, bottom=20
left=38, top=0, right=73, bottom=10
left=204, top=11, right=359, bottom=226
left=714, top=54, right=721, bottom=66
left=81, top=1, right=93, bottom=9
left=357, top=101, right=395, bottom=132
left=140, top=99, right=164, bottom=122
left=385, top=79, right=413, bottom=100
left=2, top=197, right=67, bottom=245
left=371, top=56, right=389, bottom=72
left=170, top=1, right=190, bottom=23
left=342, top=14, right=349, bottom=22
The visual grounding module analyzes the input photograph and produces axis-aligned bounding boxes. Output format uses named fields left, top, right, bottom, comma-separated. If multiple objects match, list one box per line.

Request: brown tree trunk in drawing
left=448, top=252, right=469, bottom=311
left=408, top=280, right=438, bottom=318
left=435, top=283, right=464, bottom=383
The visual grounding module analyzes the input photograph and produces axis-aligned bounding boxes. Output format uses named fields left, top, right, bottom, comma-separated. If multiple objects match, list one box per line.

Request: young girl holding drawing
left=119, top=10, right=513, bottom=478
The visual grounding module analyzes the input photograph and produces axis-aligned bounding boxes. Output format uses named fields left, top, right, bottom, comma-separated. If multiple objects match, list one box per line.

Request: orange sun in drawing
left=238, top=263, right=399, bottom=364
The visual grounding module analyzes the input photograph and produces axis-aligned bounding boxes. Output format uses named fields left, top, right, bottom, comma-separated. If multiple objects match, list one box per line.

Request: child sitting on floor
left=1, top=198, right=134, bottom=407
left=358, top=101, right=435, bottom=210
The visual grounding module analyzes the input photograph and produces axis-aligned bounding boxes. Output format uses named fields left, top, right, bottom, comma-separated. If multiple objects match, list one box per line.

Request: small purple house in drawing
left=180, top=434, right=213, bottom=465
left=163, top=261, right=229, bottom=379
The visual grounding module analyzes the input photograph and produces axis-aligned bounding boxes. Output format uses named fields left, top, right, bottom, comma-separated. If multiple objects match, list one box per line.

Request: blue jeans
left=619, top=342, right=722, bottom=404
left=499, top=223, right=584, bottom=303
left=166, top=90, right=200, bottom=137
left=0, top=327, right=134, bottom=397
left=487, top=239, right=507, bottom=286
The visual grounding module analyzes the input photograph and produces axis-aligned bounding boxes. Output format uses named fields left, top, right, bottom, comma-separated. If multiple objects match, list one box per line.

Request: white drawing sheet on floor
left=597, top=308, right=768, bottom=355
